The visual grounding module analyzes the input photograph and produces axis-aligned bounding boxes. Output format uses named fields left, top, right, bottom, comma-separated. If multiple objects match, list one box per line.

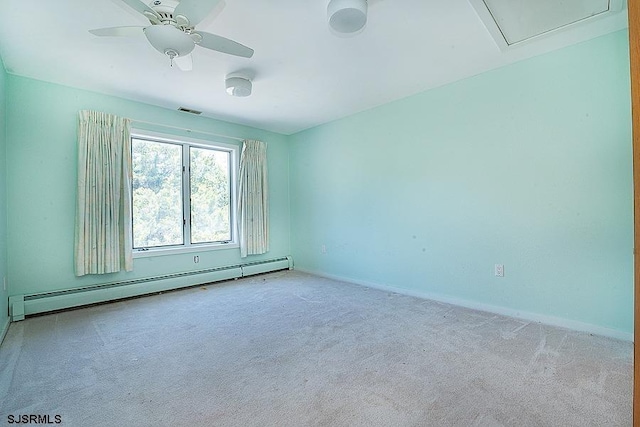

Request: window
left=131, top=131, right=238, bottom=255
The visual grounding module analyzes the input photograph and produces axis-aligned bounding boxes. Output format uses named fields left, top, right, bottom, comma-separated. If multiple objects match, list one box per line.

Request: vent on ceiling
left=469, top=0, right=626, bottom=49
left=178, top=107, right=202, bottom=115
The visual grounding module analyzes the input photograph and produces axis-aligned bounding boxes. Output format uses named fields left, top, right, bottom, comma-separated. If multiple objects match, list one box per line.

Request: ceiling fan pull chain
left=165, top=48, right=178, bottom=68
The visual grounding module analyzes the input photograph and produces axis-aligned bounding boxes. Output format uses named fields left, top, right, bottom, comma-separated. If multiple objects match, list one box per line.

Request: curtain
left=74, top=110, right=133, bottom=276
left=238, top=140, right=269, bottom=258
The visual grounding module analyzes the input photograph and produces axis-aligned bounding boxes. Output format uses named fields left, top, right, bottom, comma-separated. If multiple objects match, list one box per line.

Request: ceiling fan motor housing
left=149, top=0, right=180, bottom=17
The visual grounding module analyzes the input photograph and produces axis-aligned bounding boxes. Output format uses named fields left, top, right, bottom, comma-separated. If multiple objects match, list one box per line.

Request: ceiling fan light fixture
left=327, top=0, right=367, bottom=35
left=144, top=24, right=195, bottom=57
left=225, top=76, right=252, bottom=97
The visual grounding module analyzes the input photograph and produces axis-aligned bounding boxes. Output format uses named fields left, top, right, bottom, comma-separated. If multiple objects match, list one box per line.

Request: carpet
left=0, top=271, right=632, bottom=426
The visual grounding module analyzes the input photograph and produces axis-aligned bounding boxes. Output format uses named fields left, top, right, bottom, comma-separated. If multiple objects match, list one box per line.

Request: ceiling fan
left=89, top=0, right=254, bottom=71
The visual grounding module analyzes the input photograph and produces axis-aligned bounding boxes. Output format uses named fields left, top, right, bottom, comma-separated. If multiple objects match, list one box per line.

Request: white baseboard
left=10, top=256, right=294, bottom=321
left=0, top=315, right=9, bottom=346
left=295, top=267, right=633, bottom=342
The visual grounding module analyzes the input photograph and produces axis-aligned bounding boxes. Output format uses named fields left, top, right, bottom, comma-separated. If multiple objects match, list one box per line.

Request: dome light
left=327, top=0, right=367, bottom=35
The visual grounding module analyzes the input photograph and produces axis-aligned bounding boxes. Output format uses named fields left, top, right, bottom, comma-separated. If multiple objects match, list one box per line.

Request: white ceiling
left=0, top=0, right=629, bottom=135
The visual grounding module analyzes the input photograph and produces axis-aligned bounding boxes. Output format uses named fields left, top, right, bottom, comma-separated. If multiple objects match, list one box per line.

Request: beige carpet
left=0, top=271, right=632, bottom=426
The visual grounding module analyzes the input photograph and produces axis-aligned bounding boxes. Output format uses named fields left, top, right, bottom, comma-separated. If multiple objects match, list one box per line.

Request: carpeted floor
left=0, top=271, right=632, bottom=426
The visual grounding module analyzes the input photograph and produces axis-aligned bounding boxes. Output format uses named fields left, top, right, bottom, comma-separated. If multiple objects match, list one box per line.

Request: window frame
left=130, top=129, right=239, bottom=258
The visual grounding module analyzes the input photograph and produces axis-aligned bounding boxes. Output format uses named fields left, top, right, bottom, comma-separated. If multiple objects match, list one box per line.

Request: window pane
left=132, top=139, right=183, bottom=248
left=190, top=147, right=231, bottom=243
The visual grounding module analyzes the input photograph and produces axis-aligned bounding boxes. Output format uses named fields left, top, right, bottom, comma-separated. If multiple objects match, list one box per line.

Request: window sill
left=133, top=243, right=240, bottom=258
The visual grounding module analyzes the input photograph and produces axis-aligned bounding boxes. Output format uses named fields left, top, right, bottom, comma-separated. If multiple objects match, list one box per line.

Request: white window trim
left=130, top=129, right=240, bottom=258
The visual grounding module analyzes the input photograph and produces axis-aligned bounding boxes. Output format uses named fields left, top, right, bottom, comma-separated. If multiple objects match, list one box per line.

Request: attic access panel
left=469, top=0, right=625, bottom=47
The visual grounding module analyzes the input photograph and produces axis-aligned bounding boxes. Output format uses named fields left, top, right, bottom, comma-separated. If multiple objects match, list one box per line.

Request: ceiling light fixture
left=327, top=0, right=368, bottom=35
left=225, top=75, right=252, bottom=97
left=143, top=24, right=195, bottom=67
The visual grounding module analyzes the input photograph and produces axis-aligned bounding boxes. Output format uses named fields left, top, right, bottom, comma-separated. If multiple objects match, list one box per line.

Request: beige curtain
left=75, top=110, right=133, bottom=276
left=238, top=140, right=269, bottom=258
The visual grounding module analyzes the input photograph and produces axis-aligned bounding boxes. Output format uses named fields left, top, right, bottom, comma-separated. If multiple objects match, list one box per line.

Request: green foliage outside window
left=190, top=147, right=231, bottom=243
left=132, top=137, right=232, bottom=249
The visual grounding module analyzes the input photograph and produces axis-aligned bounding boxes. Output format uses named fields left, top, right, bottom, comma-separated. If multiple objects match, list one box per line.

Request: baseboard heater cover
left=9, top=256, right=293, bottom=321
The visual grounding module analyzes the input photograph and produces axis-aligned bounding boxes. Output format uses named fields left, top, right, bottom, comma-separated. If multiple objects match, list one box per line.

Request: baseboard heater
left=9, top=256, right=293, bottom=322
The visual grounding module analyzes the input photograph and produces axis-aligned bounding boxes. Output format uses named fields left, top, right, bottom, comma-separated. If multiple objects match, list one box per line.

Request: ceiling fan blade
left=174, top=0, right=223, bottom=27
left=89, top=26, right=145, bottom=37
left=194, top=31, right=254, bottom=58
left=120, top=0, right=161, bottom=22
left=174, top=54, right=193, bottom=71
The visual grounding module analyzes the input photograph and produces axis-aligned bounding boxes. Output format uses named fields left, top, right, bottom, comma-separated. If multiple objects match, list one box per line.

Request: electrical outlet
left=194, top=256, right=200, bottom=264
left=494, top=264, right=504, bottom=277
left=321, top=245, right=327, bottom=254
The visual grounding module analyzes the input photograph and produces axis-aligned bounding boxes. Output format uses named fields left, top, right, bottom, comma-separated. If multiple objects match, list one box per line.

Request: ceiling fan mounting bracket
left=147, top=0, right=179, bottom=15
left=146, top=0, right=183, bottom=27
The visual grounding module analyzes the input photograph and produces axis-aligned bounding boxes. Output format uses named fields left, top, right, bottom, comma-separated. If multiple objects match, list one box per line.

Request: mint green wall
left=289, top=31, right=633, bottom=334
left=6, top=76, right=290, bottom=296
left=0, top=56, right=8, bottom=333
left=2, top=31, right=634, bottom=337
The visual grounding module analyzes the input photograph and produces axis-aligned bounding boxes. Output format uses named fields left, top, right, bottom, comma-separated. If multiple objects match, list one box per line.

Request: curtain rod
left=129, top=118, right=246, bottom=142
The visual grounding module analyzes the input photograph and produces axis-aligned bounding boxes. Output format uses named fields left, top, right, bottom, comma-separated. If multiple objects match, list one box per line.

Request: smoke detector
left=225, top=75, right=252, bottom=97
